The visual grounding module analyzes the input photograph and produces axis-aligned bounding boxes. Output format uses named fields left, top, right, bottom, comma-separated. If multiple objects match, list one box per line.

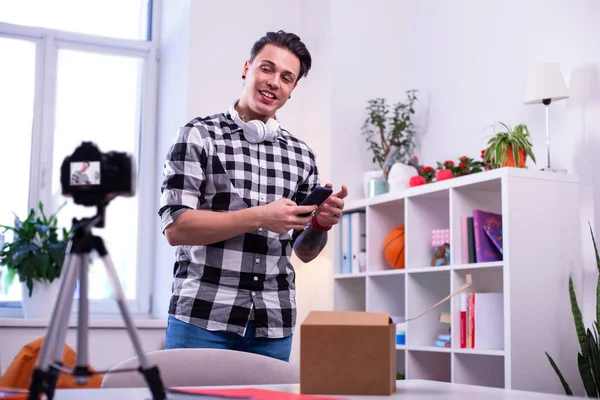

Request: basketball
left=384, top=224, right=405, bottom=269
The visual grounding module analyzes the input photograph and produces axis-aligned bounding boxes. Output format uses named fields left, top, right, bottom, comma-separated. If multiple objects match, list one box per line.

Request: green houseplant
left=546, top=223, right=600, bottom=397
left=361, top=89, right=418, bottom=175
left=483, top=122, right=536, bottom=169
left=0, top=201, right=70, bottom=297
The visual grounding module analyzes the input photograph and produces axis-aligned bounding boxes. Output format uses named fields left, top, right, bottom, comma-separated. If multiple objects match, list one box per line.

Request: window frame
left=0, top=1, right=161, bottom=318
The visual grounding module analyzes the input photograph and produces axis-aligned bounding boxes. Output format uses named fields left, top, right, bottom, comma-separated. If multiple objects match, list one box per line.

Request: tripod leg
left=96, top=239, right=165, bottom=400
left=73, top=253, right=91, bottom=385
left=29, top=250, right=81, bottom=400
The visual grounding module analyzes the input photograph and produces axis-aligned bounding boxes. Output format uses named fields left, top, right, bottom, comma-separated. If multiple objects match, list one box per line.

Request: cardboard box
left=299, top=310, right=396, bottom=396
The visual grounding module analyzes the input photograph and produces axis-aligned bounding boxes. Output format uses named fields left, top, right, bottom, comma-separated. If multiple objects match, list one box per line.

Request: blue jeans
left=164, top=315, right=293, bottom=362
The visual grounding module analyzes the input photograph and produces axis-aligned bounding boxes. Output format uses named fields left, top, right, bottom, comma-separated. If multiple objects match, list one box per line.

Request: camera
left=60, top=142, right=136, bottom=206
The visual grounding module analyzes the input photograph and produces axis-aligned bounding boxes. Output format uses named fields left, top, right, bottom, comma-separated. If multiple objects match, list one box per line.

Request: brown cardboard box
left=299, top=310, right=396, bottom=396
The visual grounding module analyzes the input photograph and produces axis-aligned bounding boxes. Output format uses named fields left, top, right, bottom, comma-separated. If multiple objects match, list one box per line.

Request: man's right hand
left=259, top=198, right=317, bottom=233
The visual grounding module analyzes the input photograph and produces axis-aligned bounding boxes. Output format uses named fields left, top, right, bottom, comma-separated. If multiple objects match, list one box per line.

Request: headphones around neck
left=228, top=100, right=280, bottom=143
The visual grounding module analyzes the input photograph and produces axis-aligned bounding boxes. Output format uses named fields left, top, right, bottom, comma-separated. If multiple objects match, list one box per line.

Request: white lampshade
left=523, top=63, right=569, bottom=104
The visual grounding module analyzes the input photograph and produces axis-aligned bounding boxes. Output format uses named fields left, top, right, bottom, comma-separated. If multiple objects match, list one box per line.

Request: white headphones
left=228, top=100, right=280, bottom=143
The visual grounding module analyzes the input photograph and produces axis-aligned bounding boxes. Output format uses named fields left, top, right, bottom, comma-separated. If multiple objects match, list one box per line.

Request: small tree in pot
left=361, top=89, right=418, bottom=177
left=0, top=201, right=70, bottom=298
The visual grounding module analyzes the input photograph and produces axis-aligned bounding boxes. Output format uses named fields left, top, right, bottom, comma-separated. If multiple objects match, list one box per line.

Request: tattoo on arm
left=293, top=224, right=328, bottom=263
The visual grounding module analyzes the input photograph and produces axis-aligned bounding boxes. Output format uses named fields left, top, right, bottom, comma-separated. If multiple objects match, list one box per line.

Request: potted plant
left=483, top=122, right=536, bottom=168
left=362, top=89, right=419, bottom=177
left=546, top=223, right=600, bottom=396
left=0, top=201, right=70, bottom=318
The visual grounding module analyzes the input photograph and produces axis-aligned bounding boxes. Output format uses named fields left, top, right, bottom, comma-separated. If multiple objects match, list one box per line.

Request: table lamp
left=523, top=63, right=569, bottom=172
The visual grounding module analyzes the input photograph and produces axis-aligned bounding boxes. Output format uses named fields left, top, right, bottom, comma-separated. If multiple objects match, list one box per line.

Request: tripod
left=28, top=203, right=166, bottom=400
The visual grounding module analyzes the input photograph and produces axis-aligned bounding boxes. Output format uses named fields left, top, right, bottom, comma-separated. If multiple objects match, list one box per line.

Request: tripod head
left=71, top=201, right=108, bottom=231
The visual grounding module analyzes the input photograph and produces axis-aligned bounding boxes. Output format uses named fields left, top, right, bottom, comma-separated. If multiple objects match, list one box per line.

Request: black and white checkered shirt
left=158, top=110, right=320, bottom=338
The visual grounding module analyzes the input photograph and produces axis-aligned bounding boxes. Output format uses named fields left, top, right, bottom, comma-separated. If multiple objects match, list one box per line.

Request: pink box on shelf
left=431, top=229, right=450, bottom=247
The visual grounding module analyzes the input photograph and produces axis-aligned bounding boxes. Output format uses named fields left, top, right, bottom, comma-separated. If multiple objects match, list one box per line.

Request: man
left=71, top=162, right=90, bottom=185
left=158, top=30, right=347, bottom=362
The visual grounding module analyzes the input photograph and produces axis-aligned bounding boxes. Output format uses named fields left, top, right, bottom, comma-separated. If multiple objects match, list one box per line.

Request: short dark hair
left=249, top=30, right=312, bottom=82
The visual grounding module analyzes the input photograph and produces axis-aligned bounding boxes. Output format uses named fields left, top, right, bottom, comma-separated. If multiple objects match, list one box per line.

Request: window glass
left=0, top=37, right=36, bottom=301
left=51, top=48, right=143, bottom=300
left=0, top=0, right=151, bottom=40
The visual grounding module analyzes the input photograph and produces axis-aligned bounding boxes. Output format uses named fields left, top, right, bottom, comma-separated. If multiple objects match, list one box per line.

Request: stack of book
left=433, top=312, right=451, bottom=348
left=461, top=209, right=503, bottom=264
left=459, top=292, right=504, bottom=349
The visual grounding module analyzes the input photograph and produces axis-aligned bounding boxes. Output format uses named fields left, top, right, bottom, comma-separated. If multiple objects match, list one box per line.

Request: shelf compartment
left=406, top=270, right=450, bottom=347
left=396, top=349, right=406, bottom=380
left=333, top=277, right=366, bottom=311
left=453, top=352, right=505, bottom=388
left=452, top=267, right=504, bottom=351
left=405, top=192, right=450, bottom=269
left=366, top=273, right=405, bottom=318
left=449, top=183, right=502, bottom=266
left=406, top=350, right=451, bottom=382
left=366, top=198, right=405, bottom=273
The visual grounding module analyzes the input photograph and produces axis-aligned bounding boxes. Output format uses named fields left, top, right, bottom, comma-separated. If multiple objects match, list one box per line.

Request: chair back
left=101, top=348, right=299, bottom=388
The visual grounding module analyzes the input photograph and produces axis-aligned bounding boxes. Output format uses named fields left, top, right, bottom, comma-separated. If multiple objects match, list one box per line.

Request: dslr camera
left=60, top=142, right=136, bottom=206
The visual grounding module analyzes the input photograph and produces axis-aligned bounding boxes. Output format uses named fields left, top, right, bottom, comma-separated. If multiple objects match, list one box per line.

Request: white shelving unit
left=333, top=167, right=583, bottom=395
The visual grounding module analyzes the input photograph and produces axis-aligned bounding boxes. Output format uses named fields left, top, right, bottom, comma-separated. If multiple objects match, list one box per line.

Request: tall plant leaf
left=589, top=222, right=600, bottom=326
left=571, top=276, right=588, bottom=358
left=578, top=350, right=598, bottom=397
left=546, top=352, right=573, bottom=395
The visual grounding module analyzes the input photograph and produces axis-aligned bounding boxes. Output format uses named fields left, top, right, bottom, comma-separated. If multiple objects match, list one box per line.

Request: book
left=0, top=387, right=28, bottom=399
left=467, top=217, right=476, bottom=263
left=459, top=292, right=504, bottom=349
left=472, top=210, right=502, bottom=262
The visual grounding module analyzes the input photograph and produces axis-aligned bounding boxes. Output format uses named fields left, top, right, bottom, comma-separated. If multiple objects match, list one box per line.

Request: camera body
left=60, top=142, right=136, bottom=206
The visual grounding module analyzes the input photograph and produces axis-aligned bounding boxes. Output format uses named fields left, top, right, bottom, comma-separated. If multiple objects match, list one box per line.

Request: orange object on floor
left=0, top=337, right=103, bottom=390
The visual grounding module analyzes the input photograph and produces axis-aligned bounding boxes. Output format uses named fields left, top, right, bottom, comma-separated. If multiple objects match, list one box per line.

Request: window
left=0, top=1, right=160, bottom=315
left=0, top=0, right=151, bottom=40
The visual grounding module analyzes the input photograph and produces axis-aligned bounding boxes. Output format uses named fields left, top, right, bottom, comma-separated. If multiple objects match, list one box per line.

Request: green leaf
left=571, top=276, right=588, bottom=358
left=591, top=222, right=600, bottom=327
left=578, top=351, right=598, bottom=397
left=546, top=352, right=573, bottom=395
left=0, top=201, right=68, bottom=295
left=587, top=325, right=600, bottom=393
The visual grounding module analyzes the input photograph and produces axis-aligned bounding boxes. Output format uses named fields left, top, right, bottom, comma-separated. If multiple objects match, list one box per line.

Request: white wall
left=153, top=0, right=600, bottom=379
left=152, top=0, right=192, bottom=319
left=330, top=0, right=600, bottom=332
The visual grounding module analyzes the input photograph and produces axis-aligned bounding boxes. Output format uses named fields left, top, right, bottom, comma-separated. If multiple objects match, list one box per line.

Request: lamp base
left=541, top=167, right=567, bottom=173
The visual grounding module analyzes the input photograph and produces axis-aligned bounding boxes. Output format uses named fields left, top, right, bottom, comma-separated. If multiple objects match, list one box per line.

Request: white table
left=52, top=380, right=578, bottom=399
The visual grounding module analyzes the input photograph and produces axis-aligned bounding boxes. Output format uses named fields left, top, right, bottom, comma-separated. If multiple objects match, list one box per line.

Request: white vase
left=21, top=278, right=62, bottom=319
left=362, top=169, right=388, bottom=198
left=387, top=162, right=418, bottom=193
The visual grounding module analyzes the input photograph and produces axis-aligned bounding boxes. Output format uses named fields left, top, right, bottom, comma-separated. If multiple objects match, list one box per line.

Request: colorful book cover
left=472, top=210, right=502, bottom=262
left=483, top=224, right=503, bottom=254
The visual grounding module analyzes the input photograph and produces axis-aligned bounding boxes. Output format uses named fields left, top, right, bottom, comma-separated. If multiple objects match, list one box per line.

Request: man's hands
left=259, top=198, right=317, bottom=234
left=314, top=183, right=348, bottom=227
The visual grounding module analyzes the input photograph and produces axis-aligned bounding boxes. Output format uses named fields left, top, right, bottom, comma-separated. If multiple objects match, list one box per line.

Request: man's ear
left=242, top=60, right=250, bottom=79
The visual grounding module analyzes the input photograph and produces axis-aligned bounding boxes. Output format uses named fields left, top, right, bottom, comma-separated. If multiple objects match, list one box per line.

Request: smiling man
left=158, top=30, right=348, bottom=362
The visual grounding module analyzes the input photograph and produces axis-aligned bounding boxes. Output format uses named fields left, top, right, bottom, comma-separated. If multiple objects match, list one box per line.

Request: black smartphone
left=298, top=186, right=333, bottom=216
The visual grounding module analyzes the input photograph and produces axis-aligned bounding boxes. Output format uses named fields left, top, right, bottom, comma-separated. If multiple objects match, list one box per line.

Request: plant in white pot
left=0, top=201, right=70, bottom=318
left=361, top=90, right=419, bottom=195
